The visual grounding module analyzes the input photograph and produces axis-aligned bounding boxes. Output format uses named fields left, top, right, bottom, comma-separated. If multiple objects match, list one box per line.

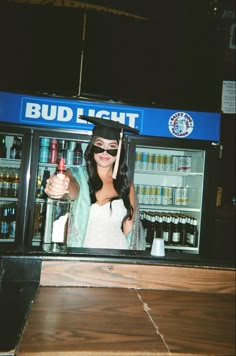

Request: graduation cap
left=79, top=115, right=139, bottom=140
left=79, top=115, right=139, bottom=179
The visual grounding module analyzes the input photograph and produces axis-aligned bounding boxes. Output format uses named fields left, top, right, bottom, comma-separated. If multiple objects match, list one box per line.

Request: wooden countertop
left=1, top=257, right=235, bottom=355
left=17, top=286, right=235, bottom=355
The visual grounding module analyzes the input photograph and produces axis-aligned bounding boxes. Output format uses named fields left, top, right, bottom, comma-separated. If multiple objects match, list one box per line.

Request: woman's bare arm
left=123, top=183, right=136, bottom=236
left=65, top=170, right=80, bottom=200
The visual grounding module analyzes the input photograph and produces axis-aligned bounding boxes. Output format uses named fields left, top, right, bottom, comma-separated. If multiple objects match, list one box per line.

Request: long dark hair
left=84, top=136, right=133, bottom=221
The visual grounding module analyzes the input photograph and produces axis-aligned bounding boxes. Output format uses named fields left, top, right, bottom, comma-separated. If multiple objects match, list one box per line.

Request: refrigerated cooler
left=0, top=127, right=31, bottom=245
left=0, top=90, right=221, bottom=255
left=27, top=130, right=90, bottom=247
left=127, top=136, right=219, bottom=254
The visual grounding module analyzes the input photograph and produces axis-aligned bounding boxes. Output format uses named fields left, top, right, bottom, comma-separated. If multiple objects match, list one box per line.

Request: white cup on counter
left=151, top=238, right=165, bottom=257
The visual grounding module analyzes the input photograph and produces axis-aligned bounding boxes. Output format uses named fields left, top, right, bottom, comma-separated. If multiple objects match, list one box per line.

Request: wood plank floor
left=17, top=287, right=236, bottom=355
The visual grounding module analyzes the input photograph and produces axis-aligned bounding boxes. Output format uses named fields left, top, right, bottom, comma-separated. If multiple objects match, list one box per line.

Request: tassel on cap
left=112, top=129, right=123, bottom=180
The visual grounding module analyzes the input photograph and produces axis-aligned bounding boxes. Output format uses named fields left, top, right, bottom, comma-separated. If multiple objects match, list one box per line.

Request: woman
left=45, top=116, right=145, bottom=250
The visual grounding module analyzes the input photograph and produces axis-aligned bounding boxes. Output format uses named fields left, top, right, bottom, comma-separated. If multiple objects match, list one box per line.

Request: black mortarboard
left=79, top=115, right=139, bottom=140
left=79, top=115, right=139, bottom=179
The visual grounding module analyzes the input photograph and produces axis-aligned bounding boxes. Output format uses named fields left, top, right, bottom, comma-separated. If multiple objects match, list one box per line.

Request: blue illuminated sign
left=0, top=91, right=221, bottom=141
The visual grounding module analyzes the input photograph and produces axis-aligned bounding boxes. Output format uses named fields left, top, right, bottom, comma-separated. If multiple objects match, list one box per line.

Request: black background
left=0, top=0, right=224, bottom=111
left=0, top=0, right=235, bottom=206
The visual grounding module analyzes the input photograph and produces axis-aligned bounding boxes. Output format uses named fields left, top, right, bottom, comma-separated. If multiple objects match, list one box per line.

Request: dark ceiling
left=1, top=0, right=222, bottom=19
left=0, top=0, right=234, bottom=111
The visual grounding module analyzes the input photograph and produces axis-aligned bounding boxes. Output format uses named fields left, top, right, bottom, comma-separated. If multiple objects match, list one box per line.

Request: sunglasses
left=92, top=145, right=118, bottom=157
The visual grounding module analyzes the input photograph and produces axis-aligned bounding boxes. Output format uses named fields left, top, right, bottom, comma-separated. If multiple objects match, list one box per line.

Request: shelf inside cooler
left=134, top=146, right=205, bottom=176
left=134, top=169, right=203, bottom=176
left=165, top=246, right=199, bottom=253
left=0, top=197, right=18, bottom=203
left=139, top=204, right=201, bottom=212
left=0, top=238, right=14, bottom=242
left=38, top=162, right=83, bottom=169
left=0, top=158, right=21, bottom=168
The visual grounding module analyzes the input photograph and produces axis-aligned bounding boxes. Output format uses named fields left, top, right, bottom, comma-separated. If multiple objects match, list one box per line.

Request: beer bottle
left=146, top=212, right=155, bottom=248
left=57, top=157, right=67, bottom=178
left=10, top=136, right=18, bottom=159
left=0, top=136, right=7, bottom=158
left=192, top=218, right=199, bottom=247
left=11, top=169, right=20, bottom=197
left=162, top=214, right=172, bottom=245
left=2, top=170, right=10, bottom=197
left=57, top=140, right=67, bottom=162
left=0, top=208, right=9, bottom=239
left=156, top=214, right=164, bottom=239
left=171, top=216, right=181, bottom=245
left=140, top=211, right=148, bottom=244
left=15, top=137, right=22, bottom=159
left=9, top=207, right=16, bottom=239
left=180, top=215, right=187, bottom=245
left=73, top=142, right=83, bottom=165
left=186, top=218, right=198, bottom=247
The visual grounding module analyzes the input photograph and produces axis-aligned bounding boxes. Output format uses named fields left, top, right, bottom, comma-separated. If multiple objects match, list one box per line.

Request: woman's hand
left=45, top=175, right=70, bottom=199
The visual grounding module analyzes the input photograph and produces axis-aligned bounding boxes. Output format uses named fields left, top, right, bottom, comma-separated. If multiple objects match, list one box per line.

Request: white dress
left=83, top=199, right=129, bottom=249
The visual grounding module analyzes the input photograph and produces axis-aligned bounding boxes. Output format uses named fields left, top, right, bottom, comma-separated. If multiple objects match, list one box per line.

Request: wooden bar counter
left=16, top=259, right=235, bottom=355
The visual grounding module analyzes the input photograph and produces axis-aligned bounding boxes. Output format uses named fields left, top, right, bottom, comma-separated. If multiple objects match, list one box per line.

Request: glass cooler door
left=131, top=143, right=205, bottom=253
left=30, top=132, right=89, bottom=247
left=0, top=133, right=23, bottom=243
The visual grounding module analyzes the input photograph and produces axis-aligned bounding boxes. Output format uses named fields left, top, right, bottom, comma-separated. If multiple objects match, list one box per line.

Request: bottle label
left=52, top=213, right=69, bottom=243
left=172, top=232, right=180, bottom=242
left=162, top=231, right=169, bottom=242
left=186, top=234, right=195, bottom=245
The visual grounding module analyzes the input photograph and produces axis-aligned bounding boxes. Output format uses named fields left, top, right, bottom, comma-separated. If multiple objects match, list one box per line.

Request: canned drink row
left=135, top=152, right=192, bottom=172
left=135, top=184, right=189, bottom=206
left=39, top=138, right=83, bottom=165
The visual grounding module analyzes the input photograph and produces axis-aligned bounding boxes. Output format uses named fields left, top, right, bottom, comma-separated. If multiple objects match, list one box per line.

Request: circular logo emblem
left=168, top=112, right=194, bottom=138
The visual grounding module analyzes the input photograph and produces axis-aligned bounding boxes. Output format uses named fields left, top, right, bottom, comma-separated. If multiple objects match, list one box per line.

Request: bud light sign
left=0, top=91, right=221, bottom=141
left=21, top=98, right=143, bottom=132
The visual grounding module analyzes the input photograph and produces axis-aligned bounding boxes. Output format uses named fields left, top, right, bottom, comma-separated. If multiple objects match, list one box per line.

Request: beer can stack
left=173, top=155, right=192, bottom=171
left=135, top=184, right=189, bottom=206
left=135, top=151, right=192, bottom=172
left=39, top=138, right=83, bottom=166
left=173, top=187, right=189, bottom=206
left=135, top=152, right=174, bottom=171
